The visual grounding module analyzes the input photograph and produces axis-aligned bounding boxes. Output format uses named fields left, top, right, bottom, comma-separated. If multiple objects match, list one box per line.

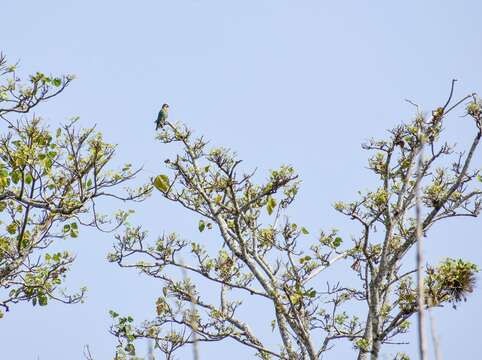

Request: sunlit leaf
left=266, top=196, right=277, bottom=215
left=198, top=220, right=206, bottom=232
left=153, top=174, right=170, bottom=193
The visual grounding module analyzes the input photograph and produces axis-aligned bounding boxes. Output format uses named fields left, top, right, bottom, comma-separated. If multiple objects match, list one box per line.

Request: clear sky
left=1, top=1, right=482, bottom=359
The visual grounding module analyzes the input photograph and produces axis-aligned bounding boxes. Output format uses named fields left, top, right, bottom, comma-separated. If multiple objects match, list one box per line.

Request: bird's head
left=162, top=103, right=170, bottom=111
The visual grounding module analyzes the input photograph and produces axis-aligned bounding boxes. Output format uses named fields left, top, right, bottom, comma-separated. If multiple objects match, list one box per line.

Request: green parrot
left=155, top=103, right=169, bottom=130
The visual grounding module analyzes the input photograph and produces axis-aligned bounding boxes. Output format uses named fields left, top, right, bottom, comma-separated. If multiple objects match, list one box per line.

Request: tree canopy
left=109, top=91, right=481, bottom=359
left=1, top=52, right=481, bottom=360
left=0, top=53, right=148, bottom=317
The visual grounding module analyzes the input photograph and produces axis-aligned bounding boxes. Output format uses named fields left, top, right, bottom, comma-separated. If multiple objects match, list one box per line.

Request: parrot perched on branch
left=155, top=103, right=169, bottom=130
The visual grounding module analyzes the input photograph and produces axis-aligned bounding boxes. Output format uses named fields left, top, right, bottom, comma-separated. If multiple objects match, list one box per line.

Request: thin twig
left=429, top=309, right=442, bottom=360
left=83, top=345, right=95, bottom=360
left=444, top=93, right=476, bottom=115
left=415, top=137, right=428, bottom=360
left=180, top=259, right=200, bottom=360
left=442, top=79, right=457, bottom=110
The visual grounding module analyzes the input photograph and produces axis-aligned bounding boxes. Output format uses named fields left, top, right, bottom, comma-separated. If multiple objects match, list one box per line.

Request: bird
left=155, top=103, right=169, bottom=130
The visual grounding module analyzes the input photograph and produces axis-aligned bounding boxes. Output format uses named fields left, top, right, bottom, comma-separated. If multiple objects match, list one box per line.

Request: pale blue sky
left=1, top=1, right=482, bottom=359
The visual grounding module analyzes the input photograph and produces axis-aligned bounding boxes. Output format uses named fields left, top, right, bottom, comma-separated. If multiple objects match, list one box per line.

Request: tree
left=109, top=89, right=481, bottom=360
left=0, top=53, right=149, bottom=316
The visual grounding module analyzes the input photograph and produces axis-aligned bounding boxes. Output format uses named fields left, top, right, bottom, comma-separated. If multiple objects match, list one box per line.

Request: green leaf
left=153, top=174, right=170, bottom=193
left=63, top=224, right=71, bottom=233
left=10, top=171, right=20, bottom=184
left=477, top=174, right=482, bottom=183
left=333, top=237, right=343, bottom=247
left=25, top=173, right=33, bottom=184
left=125, top=343, right=136, bottom=355
left=6, top=223, right=17, bottom=235
left=38, top=294, right=48, bottom=306
left=162, top=287, right=168, bottom=297
left=198, top=220, right=206, bottom=232
left=109, top=310, right=119, bottom=318
left=43, top=158, right=53, bottom=169
left=52, top=78, right=62, bottom=87
left=301, top=227, right=309, bottom=235
left=266, top=196, right=277, bottom=215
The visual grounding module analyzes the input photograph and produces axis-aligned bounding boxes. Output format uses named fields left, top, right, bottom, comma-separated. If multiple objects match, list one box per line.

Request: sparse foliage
left=0, top=53, right=149, bottom=316
left=110, top=87, right=481, bottom=360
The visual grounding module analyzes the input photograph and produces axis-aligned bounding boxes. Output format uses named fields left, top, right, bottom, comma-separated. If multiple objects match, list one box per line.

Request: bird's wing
left=155, top=110, right=162, bottom=124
